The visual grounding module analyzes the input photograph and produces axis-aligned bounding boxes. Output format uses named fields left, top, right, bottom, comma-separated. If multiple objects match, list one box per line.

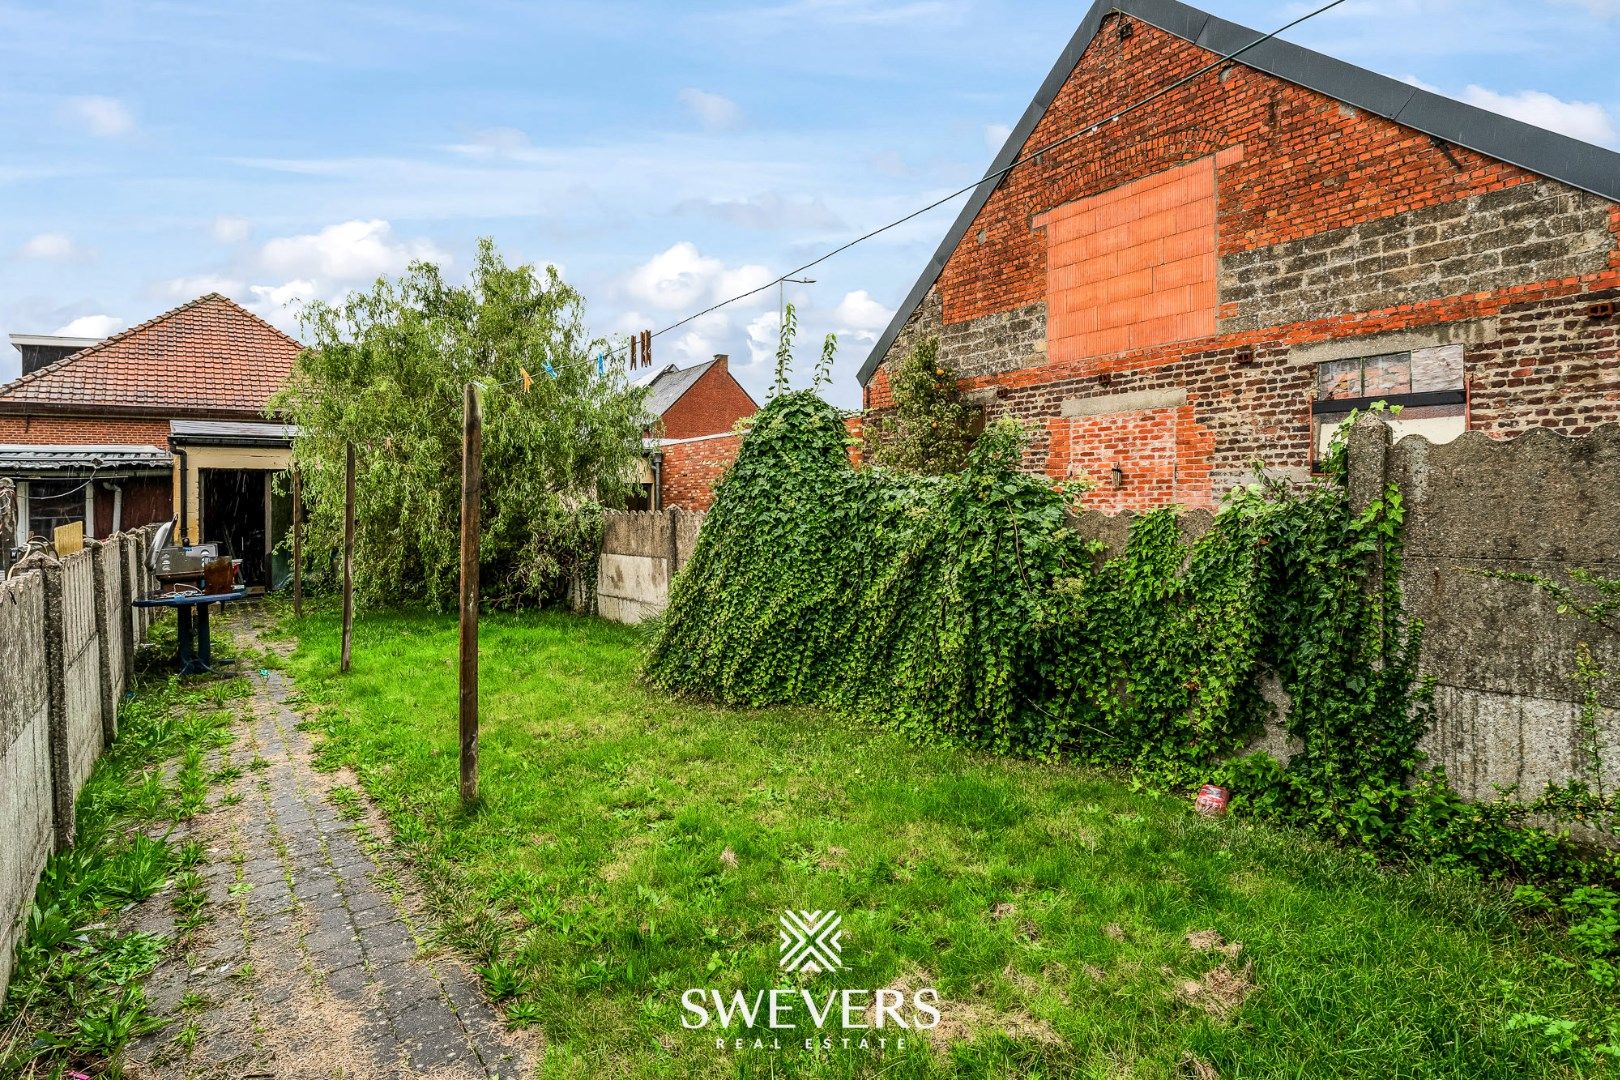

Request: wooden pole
left=291, top=464, right=303, bottom=618
left=459, top=383, right=482, bottom=808
left=340, top=441, right=355, bottom=673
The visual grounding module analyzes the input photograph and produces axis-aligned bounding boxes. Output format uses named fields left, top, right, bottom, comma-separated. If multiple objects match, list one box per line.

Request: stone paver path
left=127, top=609, right=534, bottom=1079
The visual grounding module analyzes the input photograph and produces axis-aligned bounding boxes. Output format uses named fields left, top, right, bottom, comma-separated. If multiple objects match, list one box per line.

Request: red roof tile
left=0, top=294, right=302, bottom=415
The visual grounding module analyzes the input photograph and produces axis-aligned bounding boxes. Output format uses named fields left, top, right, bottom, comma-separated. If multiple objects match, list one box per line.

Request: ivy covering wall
left=645, top=390, right=1428, bottom=813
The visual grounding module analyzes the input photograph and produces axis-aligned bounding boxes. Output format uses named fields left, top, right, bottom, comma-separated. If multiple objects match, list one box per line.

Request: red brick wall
left=659, top=415, right=866, bottom=510
left=659, top=359, right=758, bottom=439
left=660, top=434, right=744, bottom=511
left=868, top=14, right=1620, bottom=513
left=0, top=415, right=170, bottom=445
left=938, top=18, right=1543, bottom=325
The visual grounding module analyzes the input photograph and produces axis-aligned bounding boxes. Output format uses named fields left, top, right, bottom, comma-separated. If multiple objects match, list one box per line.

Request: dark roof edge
left=857, top=0, right=1620, bottom=386
left=855, top=0, right=1114, bottom=387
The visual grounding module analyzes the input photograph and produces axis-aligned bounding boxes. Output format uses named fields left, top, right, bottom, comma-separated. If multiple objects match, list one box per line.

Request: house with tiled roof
left=0, top=293, right=303, bottom=585
left=634, top=354, right=758, bottom=510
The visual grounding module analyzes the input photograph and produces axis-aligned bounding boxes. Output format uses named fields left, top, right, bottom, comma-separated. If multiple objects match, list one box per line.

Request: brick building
left=858, top=0, right=1620, bottom=511
left=0, top=294, right=302, bottom=584
left=638, top=354, right=759, bottom=510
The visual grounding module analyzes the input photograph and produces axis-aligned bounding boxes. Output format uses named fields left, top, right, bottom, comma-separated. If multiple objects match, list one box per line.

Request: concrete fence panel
left=0, top=572, right=52, bottom=1002
left=595, top=509, right=705, bottom=624
left=1384, top=423, right=1620, bottom=800
left=0, top=523, right=166, bottom=1006
left=59, top=549, right=105, bottom=796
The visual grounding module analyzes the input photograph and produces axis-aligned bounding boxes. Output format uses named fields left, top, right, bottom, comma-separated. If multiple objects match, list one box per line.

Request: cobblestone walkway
left=127, top=610, right=534, bottom=1078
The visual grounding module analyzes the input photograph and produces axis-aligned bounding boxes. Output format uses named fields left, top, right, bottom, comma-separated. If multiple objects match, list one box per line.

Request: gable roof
left=0, top=293, right=302, bottom=416
left=645, top=358, right=725, bottom=418
left=858, top=0, right=1620, bottom=386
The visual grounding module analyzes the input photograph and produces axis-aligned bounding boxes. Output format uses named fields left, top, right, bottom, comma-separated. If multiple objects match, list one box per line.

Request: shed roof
left=169, top=419, right=298, bottom=446
left=0, top=444, right=170, bottom=471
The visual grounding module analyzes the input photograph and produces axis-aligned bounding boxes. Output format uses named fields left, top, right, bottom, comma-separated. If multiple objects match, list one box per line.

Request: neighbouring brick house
left=859, top=0, right=1620, bottom=511
left=0, top=294, right=302, bottom=585
left=638, top=354, right=759, bottom=511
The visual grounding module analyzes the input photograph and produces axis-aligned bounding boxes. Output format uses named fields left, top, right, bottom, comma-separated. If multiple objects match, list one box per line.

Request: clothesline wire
left=331, top=0, right=1352, bottom=440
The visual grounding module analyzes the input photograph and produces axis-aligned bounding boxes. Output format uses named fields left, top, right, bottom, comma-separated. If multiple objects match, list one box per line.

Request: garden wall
left=1356, top=419, right=1620, bottom=801
left=593, top=509, right=704, bottom=624
left=0, top=526, right=161, bottom=1004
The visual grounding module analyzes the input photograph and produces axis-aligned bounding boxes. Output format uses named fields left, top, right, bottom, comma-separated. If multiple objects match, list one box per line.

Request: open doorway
left=200, top=468, right=268, bottom=588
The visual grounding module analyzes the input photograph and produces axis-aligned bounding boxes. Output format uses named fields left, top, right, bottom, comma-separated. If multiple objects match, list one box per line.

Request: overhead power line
left=632, top=0, right=1351, bottom=349
left=415, top=0, right=1351, bottom=412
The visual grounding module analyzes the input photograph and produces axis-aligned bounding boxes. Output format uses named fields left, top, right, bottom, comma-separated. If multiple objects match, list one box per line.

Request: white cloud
left=61, top=95, right=136, bottom=138
left=623, top=242, right=772, bottom=312
left=831, top=289, right=894, bottom=341
left=985, top=123, right=1014, bottom=155
left=53, top=314, right=122, bottom=338
left=1459, top=85, right=1617, bottom=146
left=248, top=279, right=318, bottom=311
left=258, top=219, right=446, bottom=282
left=157, top=274, right=246, bottom=301
left=743, top=310, right=782, bottom=370
left=445, top=127, right=538, bottom=161
left=678, top=88, right=743, bottom=130
left=18, top=233, right=78, bottom=260
left=210, top=216, right=252, bottom=244
left=1405, top=76, right=1617, bottom=147
left=673, top=192, right=844, bottom=231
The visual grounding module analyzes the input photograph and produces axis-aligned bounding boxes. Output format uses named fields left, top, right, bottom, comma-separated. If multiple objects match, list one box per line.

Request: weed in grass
left=174, top=1020, right=202, bottom=1054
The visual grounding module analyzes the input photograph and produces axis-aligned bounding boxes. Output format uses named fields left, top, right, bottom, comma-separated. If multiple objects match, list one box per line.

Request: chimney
left=712, top=353, right=728, bottom=370
left=10, top=334, right=105, bottom=376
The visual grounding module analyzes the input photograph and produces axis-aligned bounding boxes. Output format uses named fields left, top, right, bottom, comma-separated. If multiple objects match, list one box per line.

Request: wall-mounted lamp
left=1110, top=464, right=1125, bottom=490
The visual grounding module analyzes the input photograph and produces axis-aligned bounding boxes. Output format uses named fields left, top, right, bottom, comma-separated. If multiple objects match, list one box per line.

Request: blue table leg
left=177, top=605, right=198, bottom=674
left=197, top=603, right=212, bottom=670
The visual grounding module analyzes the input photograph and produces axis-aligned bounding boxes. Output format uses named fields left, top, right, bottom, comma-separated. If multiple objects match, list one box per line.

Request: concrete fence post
left=20, top=554, right=75, bottom=852
left=118, top=533, right=136, bottom=678
left=89, top=539, right=117, bottom=746
left=666, top=507, right=683, bottom=580
left=1347, top=413, right=1394, bottom=659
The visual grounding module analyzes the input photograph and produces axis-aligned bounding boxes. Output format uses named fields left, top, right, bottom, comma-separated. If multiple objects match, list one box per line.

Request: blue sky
left=2, top=0, right=1617, bottom=407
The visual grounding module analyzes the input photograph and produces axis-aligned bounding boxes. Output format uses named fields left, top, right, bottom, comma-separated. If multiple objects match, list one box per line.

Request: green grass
left=280, top=604, right=1615, bottom=1079
left=0, top=624, right=245, bottom=1079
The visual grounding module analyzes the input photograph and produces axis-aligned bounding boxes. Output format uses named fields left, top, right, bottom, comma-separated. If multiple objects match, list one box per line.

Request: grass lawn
left=279, top=604, right=1608, bottom=1079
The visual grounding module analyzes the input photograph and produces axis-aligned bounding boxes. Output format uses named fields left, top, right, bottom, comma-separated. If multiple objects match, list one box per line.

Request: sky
left=1, top=0, right=1617, bottom=409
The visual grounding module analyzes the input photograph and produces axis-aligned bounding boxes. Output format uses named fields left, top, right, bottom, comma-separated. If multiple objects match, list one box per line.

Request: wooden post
left=340, top=442, right=355, bottom=672
left=291, top=464, right=303, bottom=618
left=459, top=382, right=482, bottom=808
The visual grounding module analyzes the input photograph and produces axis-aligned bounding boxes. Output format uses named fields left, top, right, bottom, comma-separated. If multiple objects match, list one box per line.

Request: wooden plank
left=53, top=521, right=84, bottom=556
left=459, top=382, right=482, bottom=807
left=291, top=465, right=303, bottom=618
left=340, top=442, right=355, bottom=672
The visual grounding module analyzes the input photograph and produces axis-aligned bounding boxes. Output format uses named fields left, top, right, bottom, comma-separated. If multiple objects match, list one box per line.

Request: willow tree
left=270, top=239, right=649, bottom=610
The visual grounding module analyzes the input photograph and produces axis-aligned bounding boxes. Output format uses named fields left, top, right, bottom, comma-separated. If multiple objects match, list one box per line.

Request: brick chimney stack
left=712, top=353, right=729, bottom=370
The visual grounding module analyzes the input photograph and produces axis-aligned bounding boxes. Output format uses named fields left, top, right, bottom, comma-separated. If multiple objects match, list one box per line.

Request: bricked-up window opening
left=1313, top=344, right=1467, bottom=460
left=1034, top=157, right=1218, bottom=363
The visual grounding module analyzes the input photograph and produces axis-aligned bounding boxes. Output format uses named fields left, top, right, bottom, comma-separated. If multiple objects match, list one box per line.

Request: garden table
left=132, top=588, right=249, bottom=675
